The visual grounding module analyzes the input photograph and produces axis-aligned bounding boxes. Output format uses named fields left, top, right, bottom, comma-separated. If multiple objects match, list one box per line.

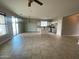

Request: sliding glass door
left=12, top=16, right=19, bottom=36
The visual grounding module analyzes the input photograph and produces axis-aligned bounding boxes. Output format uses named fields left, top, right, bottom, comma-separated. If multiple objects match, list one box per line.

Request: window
left=41, top=21, right=48, bottom=27
left=0, top=15, right=6, bottom=36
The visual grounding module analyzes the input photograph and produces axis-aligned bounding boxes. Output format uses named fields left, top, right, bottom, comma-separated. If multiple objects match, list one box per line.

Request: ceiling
left=0, top=0, right=79, bottom=19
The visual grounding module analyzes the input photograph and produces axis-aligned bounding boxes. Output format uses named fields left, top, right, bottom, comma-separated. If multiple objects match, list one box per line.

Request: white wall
left=56, top=19, right=62, bottom=36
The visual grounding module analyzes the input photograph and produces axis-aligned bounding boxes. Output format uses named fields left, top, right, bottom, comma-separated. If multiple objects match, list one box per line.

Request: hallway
left=0, top=33, right=79, bottom=59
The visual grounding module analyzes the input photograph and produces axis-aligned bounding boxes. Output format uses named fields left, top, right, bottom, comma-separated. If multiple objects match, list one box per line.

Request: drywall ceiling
left=0, top=0, right=79, bottom=19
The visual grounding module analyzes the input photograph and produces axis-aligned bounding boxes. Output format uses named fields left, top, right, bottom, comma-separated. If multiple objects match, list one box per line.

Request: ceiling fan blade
left=34, top=0, right=43, bottom=5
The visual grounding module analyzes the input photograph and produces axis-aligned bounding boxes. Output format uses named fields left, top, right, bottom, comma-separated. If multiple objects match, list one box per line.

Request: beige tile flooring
left=0, top=33, right=79, bottom=59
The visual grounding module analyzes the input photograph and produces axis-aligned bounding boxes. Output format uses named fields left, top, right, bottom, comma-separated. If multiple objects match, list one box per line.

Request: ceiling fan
left=28, top=0, right=43, bottom=7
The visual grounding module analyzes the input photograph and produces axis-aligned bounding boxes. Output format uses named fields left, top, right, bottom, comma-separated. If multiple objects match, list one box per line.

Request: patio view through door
left=12, top=16, right=19, bottom=36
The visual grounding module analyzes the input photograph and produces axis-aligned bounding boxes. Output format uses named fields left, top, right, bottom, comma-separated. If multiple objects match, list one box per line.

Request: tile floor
left=0, top=33, right=79, bottom=59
